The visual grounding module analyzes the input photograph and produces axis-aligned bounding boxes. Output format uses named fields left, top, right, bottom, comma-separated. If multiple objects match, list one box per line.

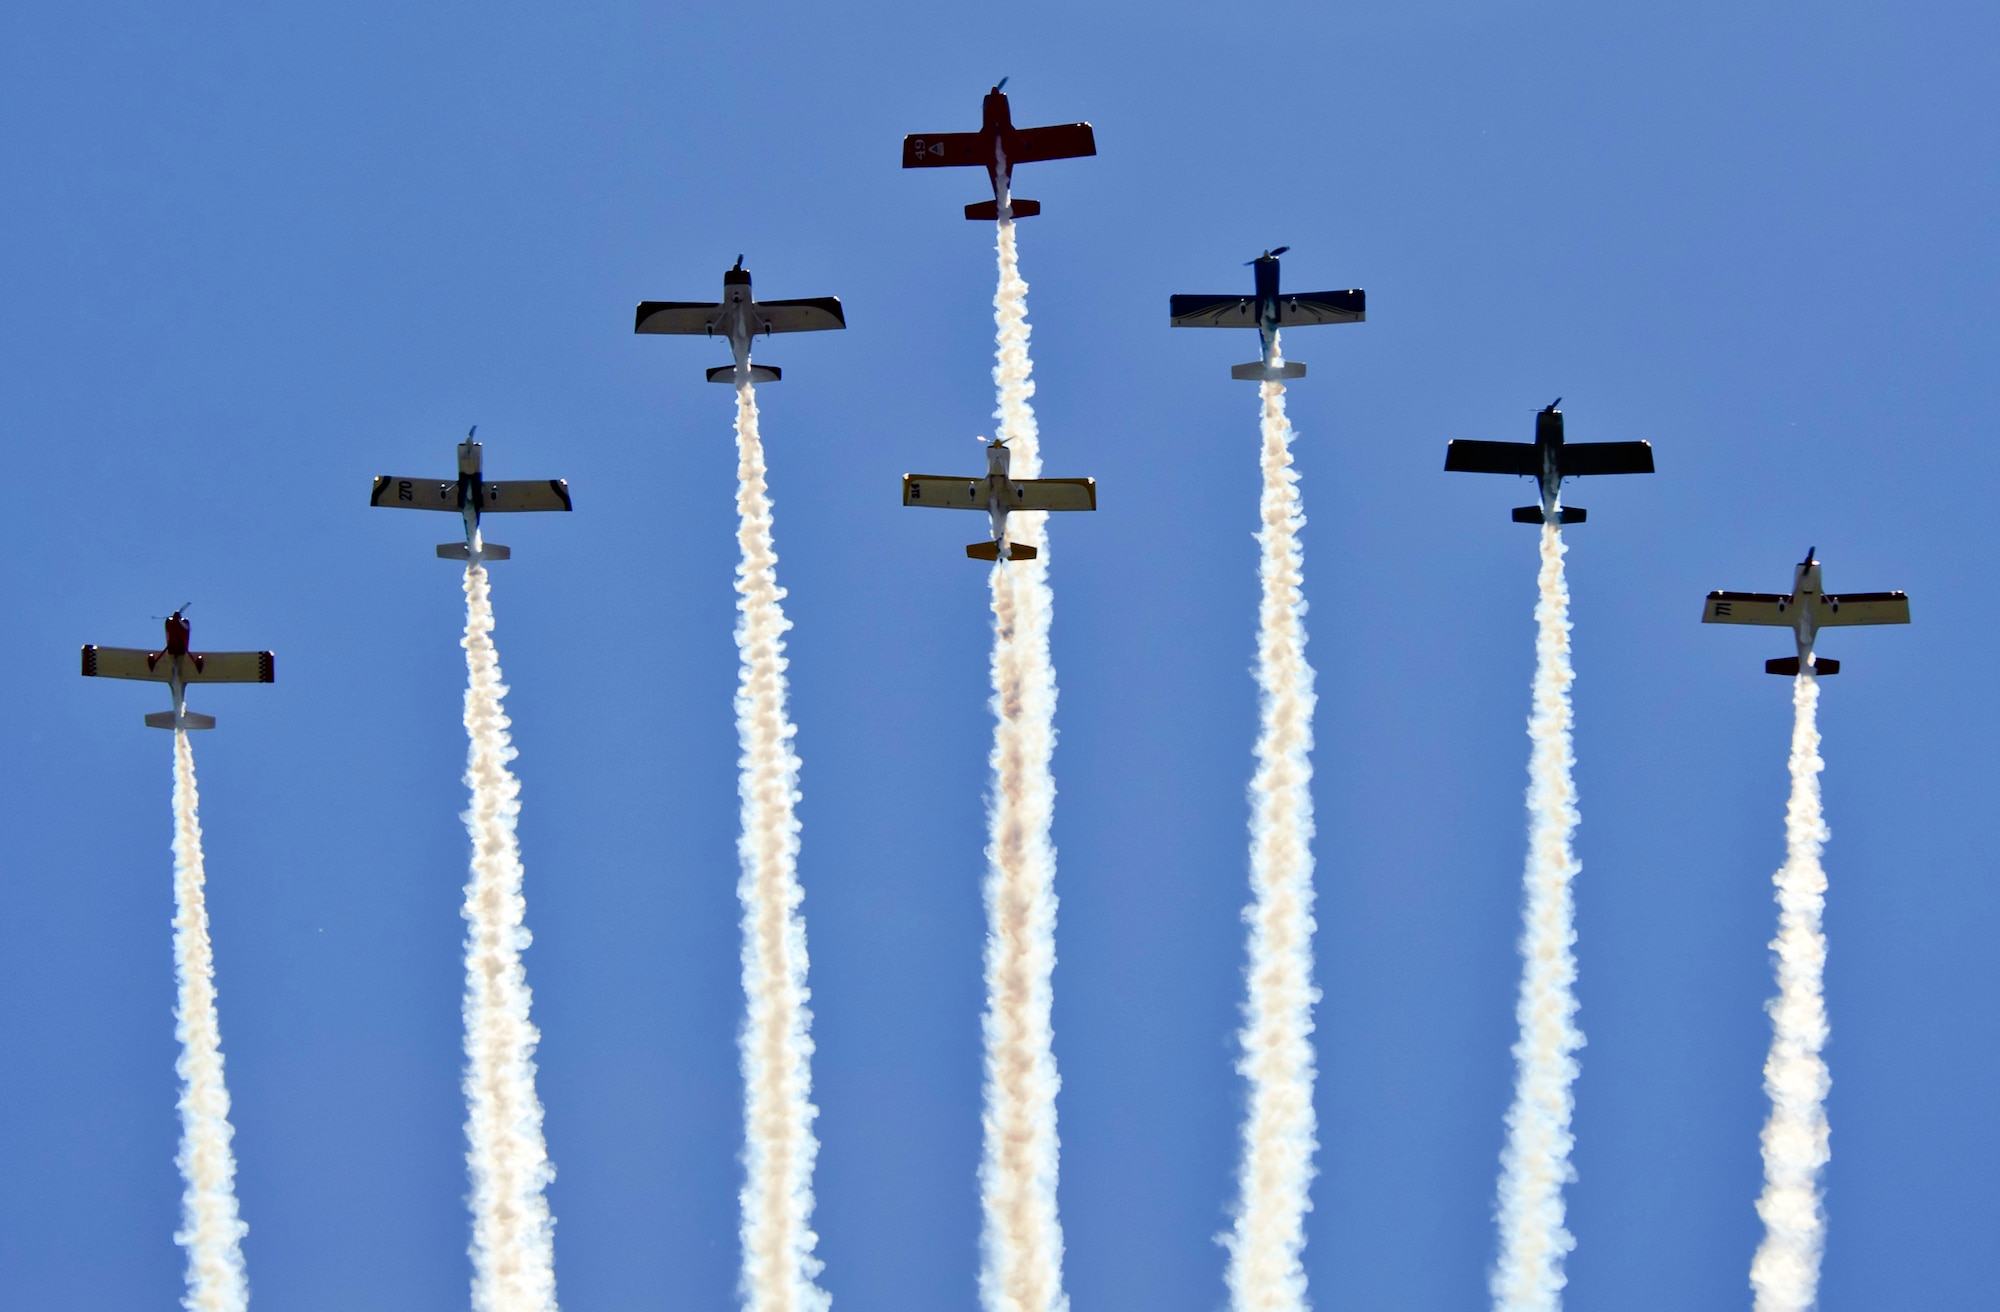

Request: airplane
left=1443, top=400, right=1654, bottom=524
left=902, top=79, right=1096, bottom=220
left=634, top=257, right=845, bottom=385
left=1702, top=548, right=1909, bottom=676
left=81, top=609, right=273, bottom=730
left=902, top=438, right=1096, bottom=561
left=370, top=429, right=571, bottom=564
left=1169, top=248, right=1366, bottom=382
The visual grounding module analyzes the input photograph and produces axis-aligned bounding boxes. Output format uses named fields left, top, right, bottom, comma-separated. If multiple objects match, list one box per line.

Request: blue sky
left=0, top=1, right=1994, bottom=1308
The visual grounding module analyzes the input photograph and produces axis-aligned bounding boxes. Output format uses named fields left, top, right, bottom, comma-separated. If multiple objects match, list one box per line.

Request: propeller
left=1246, top=246, right=1290, bottom=264
left=996, top=76, right=1009, bottom=91
left=732, top=254, right=744, bottom=270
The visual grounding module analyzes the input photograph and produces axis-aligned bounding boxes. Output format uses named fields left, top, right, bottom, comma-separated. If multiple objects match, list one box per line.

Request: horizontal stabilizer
left=145, top=711, right=216, bottom=730
left=1511, top=506, right=1587, bottom=525
left=966, top=541, right=1039, bottom=562
left=1767, top=657, right=1840, bottom=676
left=965, top=199, right=1040, bottom=221
left=1231, top=360, right=1307, bottom=382
left=437, top=543, right=511, bottom=561
left=707, top=364, right=781, bottom=384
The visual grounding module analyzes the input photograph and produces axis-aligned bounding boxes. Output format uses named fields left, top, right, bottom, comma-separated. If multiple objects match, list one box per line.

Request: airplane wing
left=1008, top=123, right=1097, bottom=163
left=1703, top=592, right=1793, bottom=625
left=184, top=651, right=276, bottom=683
left=1010, top=478, right=1096, bottom=512
left=756, top=298, right=847, bottom=333
left=372, top=476, right=460, bottom=511
left=1444, top=441, right=1539, bottom=476
left=903, top=475, right=987, bottom=509
left=1169, top=295, right=1256, bottom=328
left=478, top=480, right=573, bottom=513
left=1276, top=291, right=1366, bottom=326
left=81, top=646, right=168, bottom=681
left=1559, top=441, right=1655, bottom=477
left=634, top=301, right=723, bottom=334
left=903, top=132, right=990, bottom=168
left=1820, top=591, right=1911, bottom=626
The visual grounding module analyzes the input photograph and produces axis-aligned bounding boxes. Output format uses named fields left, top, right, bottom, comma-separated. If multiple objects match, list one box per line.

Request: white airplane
left=370, top=430, right=571, bottom=564
left=902, top=438, right=1096, bottom=561
left=81, top=609, right=273, bottom=730
left=633, top=257, right=845, bottom=384
left=1703, top=547, right=1909, bottom=675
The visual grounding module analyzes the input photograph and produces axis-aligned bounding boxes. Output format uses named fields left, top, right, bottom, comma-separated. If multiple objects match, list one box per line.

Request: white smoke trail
left=1222, top=366, right=1321, bottom=1312
left=978, top=215, right=1068, bottom=1312
left=459, top=563, right=559, bottom=1312
left=169, top=728, right=251, bottom=1312
left=1491, top=523, right=1585, bottom=1312
left=730, top=381, right=828, bottom=1312
left=1748, top=674, right=1831, bottom=1312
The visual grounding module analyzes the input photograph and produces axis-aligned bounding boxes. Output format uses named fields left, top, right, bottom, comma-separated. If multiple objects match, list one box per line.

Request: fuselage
left=456, top=439, right=488, bottom=553
left=157, top=612, right=194, bottom=717
left=1251, top=254, right=1284, bottom=369
left=1531, top=408, right=1567, bottom=517
left=981, top=440, right=1015, bottom=544
left=1779, top=557, right=1825, bottom=664
left=978, top=87, right=1017, bottom=203
left=716, top=265, right=762, bottom=379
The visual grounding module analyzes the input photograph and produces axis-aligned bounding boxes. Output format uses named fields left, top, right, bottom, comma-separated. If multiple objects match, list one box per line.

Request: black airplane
left=1443, top=400, right=1653, bottom=524
left=1169, top=248, right=1366, bottom=382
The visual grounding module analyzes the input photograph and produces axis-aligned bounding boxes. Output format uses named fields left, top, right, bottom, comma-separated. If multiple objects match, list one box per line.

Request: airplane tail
left=966, top=541, right=1039, bottom=562
left=1767, top=656, right=1840, bottom=676
left=1512, top=506, right=1588, bottom=525
left=707, top=364, right=782, bottom=384
left=146, top=711, right=216, bottom=730
left=1231, top=360, right=1307, bottom=382
left=965, top=199, right=1041, bottom=221
left=437, top=543, right=512, bottom=562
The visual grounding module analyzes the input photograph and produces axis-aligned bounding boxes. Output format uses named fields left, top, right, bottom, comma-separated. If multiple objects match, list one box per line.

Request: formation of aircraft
left=902, top=438, right=1096, bottom=562
left=81, top=610, right=273, bottom=731
left=79, top=81, right=1915, bottom=729
left=369, top=430, right=572, bottom=564
left=1444, top=400, right=1655, bottom=524
left=1169, top=248, right=1366, bottom=381
left=902, top=79, right=1096, bottom=220
left=634, top=257, right=846, bottom=384
left=1703, top=548, right=1911, bottom=676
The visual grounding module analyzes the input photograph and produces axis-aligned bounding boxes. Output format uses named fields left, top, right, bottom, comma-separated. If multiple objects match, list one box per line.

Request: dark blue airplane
left=1169, top=248, right=1366, bottom=382
left=1444, top=400, right=1654, bottom=525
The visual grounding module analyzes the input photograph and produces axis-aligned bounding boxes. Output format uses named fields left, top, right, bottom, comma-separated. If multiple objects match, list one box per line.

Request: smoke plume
left=459, top=562, right=559, bottom=1312
left=978, top=215, right=1069, bottom=1312
left=1748, top=674, right=1831, bottom=1312
left=1222, top=367, right=1322, bottom=1312
left=1491, top=523, right=1586, bottom=1312
left=731, top=381, right=828, bottom=1312
left=170, top=728, right=251, bottom=1312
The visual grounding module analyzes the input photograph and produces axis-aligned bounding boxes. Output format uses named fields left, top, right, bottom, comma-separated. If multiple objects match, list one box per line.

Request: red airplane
left=903, top=79, right=1095, bottom=220
left=81, top=609, right=273, bottom=730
